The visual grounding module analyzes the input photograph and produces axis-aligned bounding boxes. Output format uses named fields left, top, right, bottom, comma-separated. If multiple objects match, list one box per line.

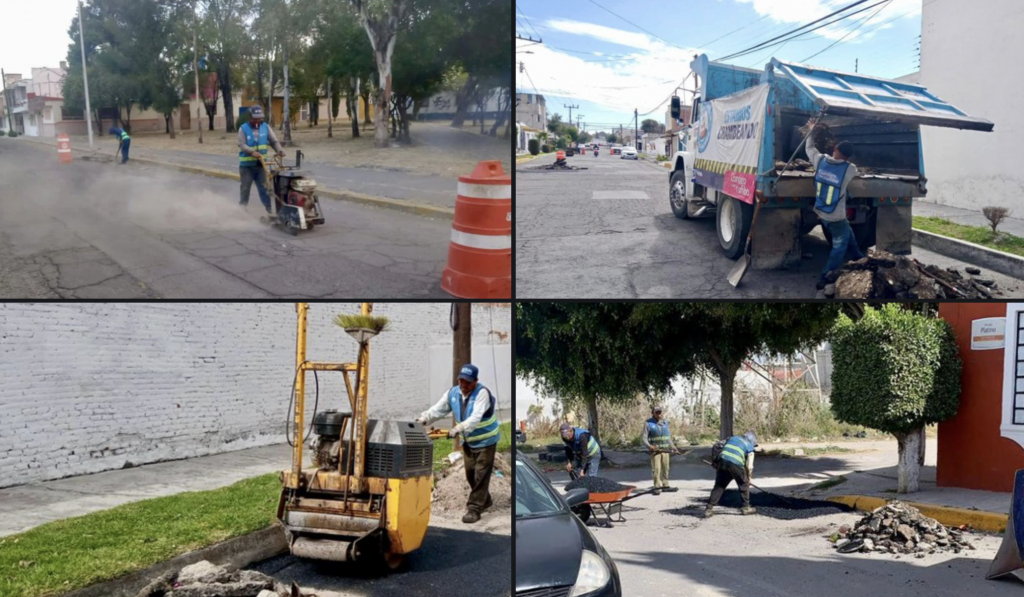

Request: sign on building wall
left=971, top=317, right=1005, bottom=350
left=1001, top=304, right=1024, bottom=450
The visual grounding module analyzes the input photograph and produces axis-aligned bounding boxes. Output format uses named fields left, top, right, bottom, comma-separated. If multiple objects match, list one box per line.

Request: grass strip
left=0, top=475, right=280, bottom=597
left=914, top=216, right=1024, bottom=258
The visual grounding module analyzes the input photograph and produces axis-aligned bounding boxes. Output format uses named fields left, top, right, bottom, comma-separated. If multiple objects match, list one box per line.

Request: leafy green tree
left=830, top=304, right=962, bottom=493
left=605, top=133, right=617, bottom=144
left=350, top=0, right=411, bottom=148
left=516, top=304, right=696, bottom=444
left=547, top=113, right=563, bottom=136
left=631, top=304, right=841, bottom=439
left=200, top=0, right=250, bottom=132
left=641, top=118, right=662, bottom=134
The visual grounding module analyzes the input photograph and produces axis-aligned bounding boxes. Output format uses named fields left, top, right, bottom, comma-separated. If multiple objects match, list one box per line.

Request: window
left=1002, top=304, right=1024, bottom=450
left=527, top=94, right=532, bottom=104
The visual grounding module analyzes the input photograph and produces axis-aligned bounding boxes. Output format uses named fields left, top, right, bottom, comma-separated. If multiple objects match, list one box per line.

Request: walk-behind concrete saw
left=278, top=303, right=433, bottom=573
left=258, top=151, right=326, bottom=235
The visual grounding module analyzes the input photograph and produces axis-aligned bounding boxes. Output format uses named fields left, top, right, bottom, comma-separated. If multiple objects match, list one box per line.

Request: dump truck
left=668, top=54, right=994, bottom=269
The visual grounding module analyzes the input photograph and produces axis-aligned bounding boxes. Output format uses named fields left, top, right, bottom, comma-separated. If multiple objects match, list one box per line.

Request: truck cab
left=669, top=54, right=993, bottom=269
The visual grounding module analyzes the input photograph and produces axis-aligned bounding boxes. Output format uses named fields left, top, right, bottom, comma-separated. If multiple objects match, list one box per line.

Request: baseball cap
left=249, top=105, right=265, bottom=119
left=458, top=363, right=479, bottom=381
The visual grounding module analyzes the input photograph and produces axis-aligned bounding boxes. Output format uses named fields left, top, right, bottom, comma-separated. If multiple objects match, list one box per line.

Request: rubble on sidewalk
left=830, top=501, right=975, bottom=558
left=432, top=452, right=511, bottom=515
left=824, top=250, right=1003, bottom=299
left=134, top=560, right=316, bottom=597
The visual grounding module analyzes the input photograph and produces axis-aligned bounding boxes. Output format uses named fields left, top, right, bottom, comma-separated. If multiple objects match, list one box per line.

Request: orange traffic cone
left=57, top=133, right=72, bottom=164
left=441, top=161, right=511, bottom=298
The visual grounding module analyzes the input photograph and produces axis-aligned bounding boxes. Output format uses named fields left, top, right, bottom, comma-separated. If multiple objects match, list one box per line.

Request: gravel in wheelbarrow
left=565, top=476, right=629, bottom=494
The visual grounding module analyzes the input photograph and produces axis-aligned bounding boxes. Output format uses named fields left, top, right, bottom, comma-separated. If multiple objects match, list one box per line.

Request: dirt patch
left=673, top=490, right=853, bottom=520
left=432, top=452, right=511, bottom=516
left=825, top=250, right=1003, bottom=299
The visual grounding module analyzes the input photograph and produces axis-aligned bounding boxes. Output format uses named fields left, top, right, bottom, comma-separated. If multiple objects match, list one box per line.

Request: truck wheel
left=852, top=208, right=877, bottom=252
left=717, top=194, right=753, bottom=260
left=669, top=171, right=690, bottom=220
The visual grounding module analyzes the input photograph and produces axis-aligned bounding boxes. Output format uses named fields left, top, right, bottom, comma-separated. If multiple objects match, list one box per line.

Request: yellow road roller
left=277, top=303, right=433, bottom=570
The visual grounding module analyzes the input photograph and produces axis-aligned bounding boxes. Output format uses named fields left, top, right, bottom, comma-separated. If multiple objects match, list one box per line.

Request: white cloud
left=734, top=0, right=922, bottom=43
left=544, top=18, right=657, bottom=50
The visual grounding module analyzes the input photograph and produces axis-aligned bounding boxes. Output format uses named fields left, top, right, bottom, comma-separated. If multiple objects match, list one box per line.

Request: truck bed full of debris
left=831, top=501, right=975, bottom=558
left=824, top=251, right=1003, bottom=299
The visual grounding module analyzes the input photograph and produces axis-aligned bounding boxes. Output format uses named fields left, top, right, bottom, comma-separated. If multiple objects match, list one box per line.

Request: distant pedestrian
left=108, top=127, right=130, bottom=164
left=705, top=430, right=758, bottom=517
left=643, top=405, right=679, bottom=495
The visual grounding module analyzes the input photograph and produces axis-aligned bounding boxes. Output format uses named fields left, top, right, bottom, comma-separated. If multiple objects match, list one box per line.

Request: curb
left=826, top=495, right=1008, bottom=534
left=61, top=525, right=287, bottom=597
left=17, top=137, right=455, bottom=221
left=912, top=228, right=1024, bottom=281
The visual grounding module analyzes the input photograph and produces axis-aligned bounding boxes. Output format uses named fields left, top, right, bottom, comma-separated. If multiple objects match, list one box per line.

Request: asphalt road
left=248, top=515, right=511, bottom=597
left=0, top=138, right=451, bottom=298
left=516, top=152, right=1024, bottom=298
left=530, top=453, right=1010, bottom=597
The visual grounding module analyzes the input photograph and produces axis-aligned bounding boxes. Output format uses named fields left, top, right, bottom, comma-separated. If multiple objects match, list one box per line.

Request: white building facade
left=918, top=0, right=1022, bottom=212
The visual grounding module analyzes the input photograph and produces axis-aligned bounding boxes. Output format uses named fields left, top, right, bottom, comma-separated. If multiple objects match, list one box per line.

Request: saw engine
left=264, top=151, right=326, bottom=234
left=310, top=410, right=433, bottom=478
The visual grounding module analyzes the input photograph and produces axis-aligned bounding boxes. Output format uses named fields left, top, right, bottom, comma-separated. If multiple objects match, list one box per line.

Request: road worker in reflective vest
left=108, top=127, right=131, bottom=164
left=417, top=363, right=500, bottom=524
left=238, top=105, right=285, bottom=215
left=705, top=430, right=758, bottom=518
left=643, top=405, right=679, bottom=495
left=806, top=116, right=864, bottom=291
left=560, top=423, right=602, bottom=478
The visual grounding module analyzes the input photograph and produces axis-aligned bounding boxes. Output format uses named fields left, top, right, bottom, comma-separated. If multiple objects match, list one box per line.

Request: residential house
left=516, top=121, right=541, bottom=153
left=515, top=93, right=547, bottom=133
left=937, top=303, right=1024, bottom=493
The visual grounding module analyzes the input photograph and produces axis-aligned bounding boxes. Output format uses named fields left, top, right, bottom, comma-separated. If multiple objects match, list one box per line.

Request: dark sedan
left=515, top=452, right=622, bottom=597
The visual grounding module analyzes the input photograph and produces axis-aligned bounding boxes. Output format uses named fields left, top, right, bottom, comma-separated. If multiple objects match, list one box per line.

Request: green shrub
left=528, top=138, right=540, bottom=155
left=555, top=137, right=567, bottom=150
left=541, top=144, right=550, bottom=153
left=830, top=304, right=962, bottom=434
left=7, top=130, right=18, bottom=137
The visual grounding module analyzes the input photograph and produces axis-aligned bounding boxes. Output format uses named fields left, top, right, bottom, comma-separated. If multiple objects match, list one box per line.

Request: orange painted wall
left=938, top=302, right=1024, bottom=493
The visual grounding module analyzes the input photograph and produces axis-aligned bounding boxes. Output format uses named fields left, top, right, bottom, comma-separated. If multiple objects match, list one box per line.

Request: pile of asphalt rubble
left=134, top=560, right=313, bottom=597
left=831, top=501, right=975, bottom=558
left=824, top=250, right=1003, bottom=299
left=565, top=475, right=629, bottom=494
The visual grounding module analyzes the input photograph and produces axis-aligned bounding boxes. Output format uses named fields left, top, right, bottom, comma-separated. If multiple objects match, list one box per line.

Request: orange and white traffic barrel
left=556, top=150, right=566, bottom=161
left=441, top=161, right=511, bottom=298
left=57, top=133, right=72, bottom=164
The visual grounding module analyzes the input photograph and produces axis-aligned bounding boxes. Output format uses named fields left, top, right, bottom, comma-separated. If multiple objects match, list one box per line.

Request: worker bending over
left=108, top=127, right=130, bottom=164
left=417, top=363, right=500, bottom=524
left=238, top=105, right=285, bottom=215
left=705, top=431, right=758, bottom=518
left=806, top=116, right=864, bottom=290
left=642, top=405, right=679, bottom=495
left=560, top=424, right=601, bottom=478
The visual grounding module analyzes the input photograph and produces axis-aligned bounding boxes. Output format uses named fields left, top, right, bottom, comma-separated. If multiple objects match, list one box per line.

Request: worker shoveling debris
left=831, top=501, right=976, bottom=557
left=134, top=560, right=314, bottom=597
left=824, top=250, right=1003, bottom=299
left=564, top=475, right=631, bottom=494
left=432, top=452, right=512, bottom=515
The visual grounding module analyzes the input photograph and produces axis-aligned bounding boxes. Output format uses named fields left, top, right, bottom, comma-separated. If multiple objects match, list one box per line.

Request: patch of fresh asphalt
left=533, top=456, right=1007, bottom=597
left=0, top=137, right=450, bottom=298
left=515, top=153, right=1024, bottom=299
left=247, top=514, right=511, bottom=597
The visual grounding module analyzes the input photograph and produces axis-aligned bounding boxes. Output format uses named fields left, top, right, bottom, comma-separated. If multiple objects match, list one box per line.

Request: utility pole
left=564, top=103, right=578, bottom=128
left=855, top=58, right=858, bottom=73
left=77, top=0, right=94, bottom=148
left=634, top=108, right=639, bottom=151
left=452, top=303, right=472, bottom=448
left=1, top=69, right=13, bottom=133
left=193, top=0, right=202, bottom=144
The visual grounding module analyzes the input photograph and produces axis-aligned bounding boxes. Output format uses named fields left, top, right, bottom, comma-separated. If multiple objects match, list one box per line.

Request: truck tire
left=851, top=208, right=877, bottom=252
left=669, top=170, right=691, bottom=219
left=717, top=194, right=753, bottom=260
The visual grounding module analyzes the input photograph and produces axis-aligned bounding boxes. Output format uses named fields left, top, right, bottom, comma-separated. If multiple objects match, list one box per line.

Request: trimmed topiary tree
left=528, top=138, right=539, bottom=156
left=830, top=304, right=962, bottom=493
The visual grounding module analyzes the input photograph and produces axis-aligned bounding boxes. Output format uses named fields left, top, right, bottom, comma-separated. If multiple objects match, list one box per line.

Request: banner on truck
left=693, top=83, right=770, bottom=204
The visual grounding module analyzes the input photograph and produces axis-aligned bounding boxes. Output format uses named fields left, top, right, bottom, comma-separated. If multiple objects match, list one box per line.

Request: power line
left=516, top=5, right=541, bottom=40
left=717, top=0, right=879, bottom=62
left=586, top=0, right=686, bottom=50
left=800, top=0, right=893, bottom=63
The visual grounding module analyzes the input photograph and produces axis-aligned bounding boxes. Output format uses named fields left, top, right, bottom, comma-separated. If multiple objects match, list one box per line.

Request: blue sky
left=516, top=0, right=925, bottom=134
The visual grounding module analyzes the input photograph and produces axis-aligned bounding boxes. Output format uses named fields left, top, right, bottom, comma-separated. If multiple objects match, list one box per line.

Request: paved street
left=516, top=152, right=1024, bottom=298
left=0, top=138, right=452, bottom=298
left=531, top=448, right=1010, bottom=597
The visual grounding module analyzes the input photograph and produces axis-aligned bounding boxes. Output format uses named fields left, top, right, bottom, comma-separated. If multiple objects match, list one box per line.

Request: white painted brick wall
left=0, top=303, right=510, bottom=487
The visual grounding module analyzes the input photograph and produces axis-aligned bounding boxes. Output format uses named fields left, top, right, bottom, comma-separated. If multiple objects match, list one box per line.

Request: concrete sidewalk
left=0, top=444, right=290, bottom=537
left=916, top=199, right=1024, bottom=237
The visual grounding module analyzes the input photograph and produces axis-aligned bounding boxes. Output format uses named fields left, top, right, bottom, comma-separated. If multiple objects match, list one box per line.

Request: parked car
left=620, top=147, right=638, bottom=160
left=610, top=146, right=622, bottom=156
left=516, top=452, right=622, bottom=597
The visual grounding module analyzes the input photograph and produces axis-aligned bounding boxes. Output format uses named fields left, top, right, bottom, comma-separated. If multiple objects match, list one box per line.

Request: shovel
left=728, top=112, right=824, bottom=288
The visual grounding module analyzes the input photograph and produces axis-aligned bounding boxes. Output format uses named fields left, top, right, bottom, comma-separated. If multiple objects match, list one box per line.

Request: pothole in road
left=668, top=490, right=855, bottom=520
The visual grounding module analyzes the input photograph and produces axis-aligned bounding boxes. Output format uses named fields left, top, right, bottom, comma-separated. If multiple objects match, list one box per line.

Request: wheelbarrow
left=567, top=472, right=658, bottom=527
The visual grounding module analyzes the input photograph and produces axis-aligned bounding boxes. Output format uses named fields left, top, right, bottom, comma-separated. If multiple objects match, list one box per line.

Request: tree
left=641, top=118, right=661, bottom=135
left=516, top=304, right=695, bottom=444
left=605, top=133, right=617, bottom=144
left=830, top=304, right=962, bottom=493
left=445, top=0, right=509, bottom=132
left=201, top=0, right=250, bottom=132
left=350, top=0, right=410, bottom=148
left=578, top=131, right=592, bottom=144
left=631, top=304, right=840, bottom=439
left=547, top=112, right=563, bottom=136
